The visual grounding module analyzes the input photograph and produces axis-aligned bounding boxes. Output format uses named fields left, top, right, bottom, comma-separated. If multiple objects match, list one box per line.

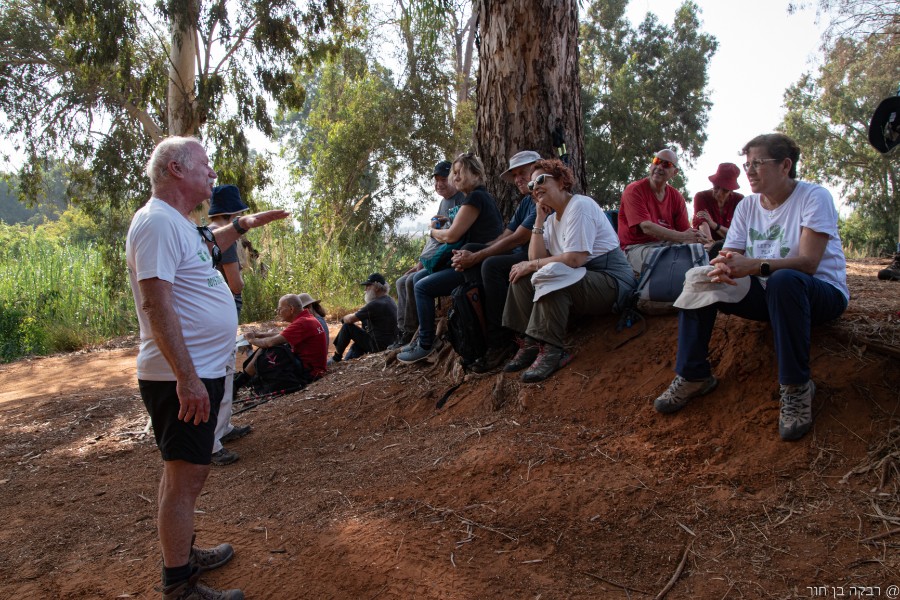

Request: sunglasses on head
left=651, top=156, right=676, bottom=169
left=197, top=226, right=222, bottom=266
left=527, top=173, right=555, bottom=191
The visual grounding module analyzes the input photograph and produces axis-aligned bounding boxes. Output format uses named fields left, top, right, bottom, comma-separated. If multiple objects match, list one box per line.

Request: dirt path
left=1, top=260, right=899, bottom=599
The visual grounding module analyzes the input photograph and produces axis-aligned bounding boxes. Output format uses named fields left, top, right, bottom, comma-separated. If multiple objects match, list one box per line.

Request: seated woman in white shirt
left=654, top=133, right=849, bottom=441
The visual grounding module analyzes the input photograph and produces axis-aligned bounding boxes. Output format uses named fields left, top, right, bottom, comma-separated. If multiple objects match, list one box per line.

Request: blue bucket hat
left=209, top=185, right=249, bottom=216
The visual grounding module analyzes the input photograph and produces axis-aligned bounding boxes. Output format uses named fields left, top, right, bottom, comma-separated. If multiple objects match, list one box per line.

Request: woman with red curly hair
left=502, top=159, right=636, bottom=382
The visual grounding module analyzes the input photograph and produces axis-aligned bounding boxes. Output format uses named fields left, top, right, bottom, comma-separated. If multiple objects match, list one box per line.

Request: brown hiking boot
left=522, top=344, right=572, bottom=383
left=162, top=577, right=243, bottom=600
left=189, top=534, right=234, bottom=574
left=877, top=252, right=900, bottom=281
left=503, top=337, right=540, bottom=372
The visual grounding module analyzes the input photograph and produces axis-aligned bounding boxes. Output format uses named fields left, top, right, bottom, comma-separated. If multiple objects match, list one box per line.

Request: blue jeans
left=676, top=270, right=847, bottom=385
left=413, top=268, right=466, bottom=348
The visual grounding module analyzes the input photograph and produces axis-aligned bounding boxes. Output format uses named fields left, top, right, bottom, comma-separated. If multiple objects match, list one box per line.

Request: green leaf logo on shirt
left=197, top=249, right=210, bottom=262
left=747, top=225, right=790, bottom=259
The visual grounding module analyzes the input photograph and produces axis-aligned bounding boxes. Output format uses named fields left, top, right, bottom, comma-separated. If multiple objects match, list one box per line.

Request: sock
left=162, top=563, right=193, bottom=587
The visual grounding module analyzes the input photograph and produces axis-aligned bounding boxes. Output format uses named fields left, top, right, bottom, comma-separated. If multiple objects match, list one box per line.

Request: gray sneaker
left=162, top=577, right=243, bottom=600
left=654, top=375, right=718, bottom=414
left=210, top=448, right=239, bottom=466
left=188, top=534, right=234, bottom=574
left=779, top=380, right=816, bottom=441
left=397, top=342, right=434, bottom=364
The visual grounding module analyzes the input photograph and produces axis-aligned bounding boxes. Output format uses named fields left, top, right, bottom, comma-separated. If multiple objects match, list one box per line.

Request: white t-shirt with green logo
left=126, top=198, right=238, bottom=380
left=724, top=181, right=849, bottom=301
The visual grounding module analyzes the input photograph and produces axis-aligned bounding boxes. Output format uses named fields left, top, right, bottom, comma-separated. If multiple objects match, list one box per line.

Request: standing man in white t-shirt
left=126, top=136, right=287, bottom=600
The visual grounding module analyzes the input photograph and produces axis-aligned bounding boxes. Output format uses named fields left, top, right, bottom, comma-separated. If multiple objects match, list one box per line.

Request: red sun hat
left=708, top=163, right=741, bottom=191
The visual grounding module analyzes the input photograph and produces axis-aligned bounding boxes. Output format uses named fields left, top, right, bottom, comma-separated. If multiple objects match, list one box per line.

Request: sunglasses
left=651, top=157, right=676, bottom=169
left=527, top=173, right=555, bottom=191
left=197, top=226, right=222, bottom=266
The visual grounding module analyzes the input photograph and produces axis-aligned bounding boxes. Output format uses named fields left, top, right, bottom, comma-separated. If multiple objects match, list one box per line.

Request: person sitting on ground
left=300, top=293, right=330, bottom=347
left=449, top=150, right=540, bottom=373
left=394, top=161, right=465, bottom=348
left=207, top=184, right=253, bottom=466
left=241, top=294, right=328, bottom=382
left=397, top=152, right=504, bottom=364
left=654, top=133, right=849, bottom=441
left=331, top=273, right=398, bottom=363
left=692, top=163, right=744, bottom=258
left=618, top=148, right=710, bottom=274
left=502, top=159, right=636, bottom=382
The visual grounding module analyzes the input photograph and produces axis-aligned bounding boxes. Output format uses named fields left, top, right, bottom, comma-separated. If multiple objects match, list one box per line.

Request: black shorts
left=138, top=377, right=225, bottom=465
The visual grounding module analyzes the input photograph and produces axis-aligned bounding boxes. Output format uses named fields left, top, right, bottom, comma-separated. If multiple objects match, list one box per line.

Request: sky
left=624, top=0, right=835, bottom=208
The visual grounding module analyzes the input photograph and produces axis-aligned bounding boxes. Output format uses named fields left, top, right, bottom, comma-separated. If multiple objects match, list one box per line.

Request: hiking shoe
left=653, top=375, right=718, bottom=414
left=210, top=448, right=239, bottom=466
left=469, top=342, right=516, bottom=374
left=189, top=534, right=234, bottom=574
left=502, top=338, right=540, bottom=372
left=877, top=252, right=900, bottom=281
left=779, top=380, right=816, bottom=441
left=220, top=424, right=251, bottom=444
left=162, top=577, right=243, bottom=600
left=397, top=342, right=434, bottom=364
left=522, top=345, right=572, bottom=383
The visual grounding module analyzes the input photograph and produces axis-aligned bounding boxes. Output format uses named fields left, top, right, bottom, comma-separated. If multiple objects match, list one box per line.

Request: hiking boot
left=189, top=534, right=234, bottom=574
left=162, top=576, right=243, bottom=600
left=210, top=448, right=239, bottom=466
left=502, top=338, right=540, bottom=373
left=469, top=342, right=517, bottom=374
left=220, top=424, right=251, bottom=444
left=397, top=342, right=434, bottom=364
left=779, top=380, right=815, bottom=441
left=877, top=252, right=900, bottom=281
left=521, top=344, right=572, bottom=383
left=653, top=375, right=718, bottom=414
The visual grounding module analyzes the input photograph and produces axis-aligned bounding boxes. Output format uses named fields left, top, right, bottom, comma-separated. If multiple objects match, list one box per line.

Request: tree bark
left=167, top=0, right=201, bottom=137
left=475, top=0, right=585, bottom=218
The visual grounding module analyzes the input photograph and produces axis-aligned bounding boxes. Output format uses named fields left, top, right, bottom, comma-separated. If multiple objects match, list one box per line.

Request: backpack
left=421, top=206, right=464, bottom=274
left=245, top=344, right=309, bottom=395
left=636, top=243, right=709, bottom=303
left=446, top=281, right=488, bottom=365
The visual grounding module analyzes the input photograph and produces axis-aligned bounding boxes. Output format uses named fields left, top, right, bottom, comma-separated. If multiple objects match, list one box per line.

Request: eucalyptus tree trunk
left=167, top=0, right=201, bottom=137
left=475, top=0, right=585, bottom=217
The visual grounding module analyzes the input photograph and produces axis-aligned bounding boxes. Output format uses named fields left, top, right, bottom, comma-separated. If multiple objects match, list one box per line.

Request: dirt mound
left=0, top=259, right=898, bottom=599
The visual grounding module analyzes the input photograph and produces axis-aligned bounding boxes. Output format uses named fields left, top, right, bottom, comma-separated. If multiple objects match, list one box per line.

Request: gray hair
left=372, top=282, right=389, bottom=295
left=145, top=136, right=202, bottom=188
left=280, top=294, right=303, bottom=309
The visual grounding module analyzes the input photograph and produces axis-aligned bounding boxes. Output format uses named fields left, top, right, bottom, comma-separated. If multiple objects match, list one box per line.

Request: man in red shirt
left=617, top=149, right=710, bottom=273
left=243, top=294, right=328, bottom=380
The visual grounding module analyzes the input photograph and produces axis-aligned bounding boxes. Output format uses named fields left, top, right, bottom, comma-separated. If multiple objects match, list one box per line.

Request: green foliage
left=780, top=33, right=900, bottom=255
left=240, top=223, right=421, bottom=321
left=580, top=0, right=717, bottom=207
left=0, top=223, right=136, bottom=362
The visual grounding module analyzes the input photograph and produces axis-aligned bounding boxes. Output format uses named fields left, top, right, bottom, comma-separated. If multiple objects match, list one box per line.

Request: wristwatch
left=759, top=261, right=771, bottom=277
left=232, top=216, right=248, bottom=235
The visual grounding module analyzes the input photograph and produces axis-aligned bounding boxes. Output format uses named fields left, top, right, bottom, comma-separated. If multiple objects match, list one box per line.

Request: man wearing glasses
left=126, top=136, right=287, bottom=600
left=617, top=149, right=710, bottom=274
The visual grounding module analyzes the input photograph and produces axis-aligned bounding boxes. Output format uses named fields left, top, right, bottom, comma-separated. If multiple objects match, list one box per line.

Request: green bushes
left=0, top=224, right=136, bottom=362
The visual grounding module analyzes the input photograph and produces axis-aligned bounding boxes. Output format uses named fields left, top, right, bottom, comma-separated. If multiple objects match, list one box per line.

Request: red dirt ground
left=1, top=259, right=899, bottom=599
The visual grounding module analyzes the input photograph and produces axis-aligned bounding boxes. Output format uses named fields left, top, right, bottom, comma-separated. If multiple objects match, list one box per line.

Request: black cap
left=360, top=273, right=386, bottom=285
left=432, top=160, right=452, bottom=178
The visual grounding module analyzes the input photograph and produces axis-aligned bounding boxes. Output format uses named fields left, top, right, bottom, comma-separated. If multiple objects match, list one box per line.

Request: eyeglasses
left=742, top=158, right=779, bottom=172
left=651, top=157, right=676, bottom=169
left=197, top=226, right=222, bottom=266
left=527, top=174, right=555, bottom=191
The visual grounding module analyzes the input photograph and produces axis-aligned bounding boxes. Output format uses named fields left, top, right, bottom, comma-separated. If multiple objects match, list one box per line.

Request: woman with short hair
left=502, top=159, right=635, bottom=382
left=654, top=133, right=849, bottom=441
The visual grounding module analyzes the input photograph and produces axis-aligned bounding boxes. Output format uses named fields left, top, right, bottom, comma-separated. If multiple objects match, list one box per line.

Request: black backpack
left=447, top=281, right=488, bottom=365
left=247, top=344, right=309, bottom=395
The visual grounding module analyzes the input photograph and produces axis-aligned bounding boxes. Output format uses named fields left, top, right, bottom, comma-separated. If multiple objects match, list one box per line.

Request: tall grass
left=0, top=227, right=136, bottom=362
left=241, top=221, right=422, bottom=322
